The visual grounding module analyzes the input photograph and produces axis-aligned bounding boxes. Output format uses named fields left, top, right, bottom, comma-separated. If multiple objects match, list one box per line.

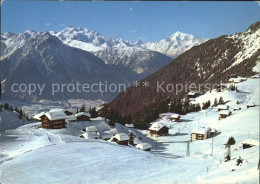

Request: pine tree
left=213, top=98, right=218, bottom=107
left=0, top=105, right=2, bottom=112
left=76, top=108, right=79, bottom=113
left=9, top=106, right=13, bottom=112
left=80, top=104, right=85, bottom=112
left=18, top=109, right=23, bottom=119
left=89, top=107, right=98, bottom=118
left=219, top=97, right=224, bottom=105
left=129, top=132, right=135, bottom=146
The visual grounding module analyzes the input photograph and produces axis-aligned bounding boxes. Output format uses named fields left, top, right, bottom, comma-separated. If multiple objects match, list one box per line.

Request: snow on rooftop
left=33, top=112, right=46, bottom=120
left=188, top=91, right=197, bottom=96
left=75, top=112, right=91, bottom=117
left=125, top=124, right=134, bottom=128
left=80, top=132, right=99, bottom=139
left=241, top=139, right=259, bottom=146
left=170, top=114, right=180, bottom=119
left=136, top=143, right=152, bottom=150
left=85, top=126, right=97, bottom=132
left=43, top=111, right=67, bottom=121
left=247, top=102, right=255, bottom=106
left=191, top=127, right=211, bottom=134
left=217, top=105, right=229, bottom=110
left=49, top=108, right=65, bottom=113
left=114, top=133, right=129, bottom=141
left=149, top=122, right=168, bottom=131
left=66, top=115, right=76, bottom=121
left=219, top=110, right=231, bottom=115
left=100, top=132, right=113, bottom=140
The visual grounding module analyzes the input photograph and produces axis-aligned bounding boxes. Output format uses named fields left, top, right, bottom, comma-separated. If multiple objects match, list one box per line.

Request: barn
left=75, top=112, right=91, bottom=122
left=113, top=133, right=129, bottom=145
left=39, top=111, right=67, bottom=129
left=149, top=123, right=169, bottom=136
left=191, top=127, right=211, bottom=141
left=219, top=110, right=232, bottom=119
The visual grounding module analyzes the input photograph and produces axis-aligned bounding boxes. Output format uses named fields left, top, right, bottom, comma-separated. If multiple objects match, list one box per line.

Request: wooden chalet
left=75, top=112, right=91, bottom=121
left=191, top=127, right=211, bottom=141
left=247, top=102, right=255, bottom=108
left=187, top=91, right=198, bottom=98
left=233, top=106, right=241, bottom=111
left=149, top=123, right=169, bottom=136
left=217, top=105, right=229, bottom=112
left=33, top=112, right=45, bottom=122
left=219, top=110, right=231, bottom=119
left=40, top=111, right=67, bottom=129
left=241, top=139, right=259, bottom=149
left=169, top=114, right=181, bottom=122
left=113, top=133, right=129, bottom=145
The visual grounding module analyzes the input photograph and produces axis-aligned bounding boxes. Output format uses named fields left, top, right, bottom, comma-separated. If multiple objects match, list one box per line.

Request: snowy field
left=0, top=79, right=259, bottom=183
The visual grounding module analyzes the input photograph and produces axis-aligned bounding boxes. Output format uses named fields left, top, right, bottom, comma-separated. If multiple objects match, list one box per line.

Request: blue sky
left=1, top=1, right=260, bottom=42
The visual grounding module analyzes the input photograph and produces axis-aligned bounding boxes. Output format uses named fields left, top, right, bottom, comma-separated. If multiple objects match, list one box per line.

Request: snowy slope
left=0, top=79, right=259, bottom=184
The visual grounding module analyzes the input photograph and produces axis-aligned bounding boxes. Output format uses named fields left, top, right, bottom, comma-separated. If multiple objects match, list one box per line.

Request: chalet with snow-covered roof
left=39, top=111, right=67, bottom=129
left=113, top=133, right=129, bottom=145
left=219, top=110, right=231, bottom=119
left=33, top=112, right=46, bottom=122
left=100, top=132, right=113, bottom=140
left=247, top=102, right=255, bottom=108
left=136, top=143, right=152, bottom=151
left=233, top=78, right=242, bottom=84
left=75, top=112, right=91, bottom=121
left=241, top=139, right=259, bottom=149
left=169, top=114, right=181, bottom=122
left=149, top=123, right=169, bottom=136
left=233, top=106, right=241, bottom=111
left=191, top=127, right=211, bottom=141
left=187, top=91, right=198, bottom=98
left=228, top=73, right=240, bottom=79
left=217, top=105, right=229, bottom=112
left=80, top=132, right=99, bottom=139
left=66, top=115, right=76, bottom=122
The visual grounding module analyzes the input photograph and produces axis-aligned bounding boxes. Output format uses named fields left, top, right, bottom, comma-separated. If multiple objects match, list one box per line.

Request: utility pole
left=186, top=141, right=190, bottom=157
left=211, top=137, right=214, bottom=156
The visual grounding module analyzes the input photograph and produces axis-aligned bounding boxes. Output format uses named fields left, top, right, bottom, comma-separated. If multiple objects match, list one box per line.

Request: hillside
left=109, top=22, right=260, bottom=118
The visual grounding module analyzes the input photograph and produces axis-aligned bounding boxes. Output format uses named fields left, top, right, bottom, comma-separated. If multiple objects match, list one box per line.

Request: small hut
left=241, top=139, right=259, bottom=149
left=136, top=143, right=152, bottom=151
left=217, top=105, right=229, bottom=112
left=113, top=133, right=129, bottom=145
left=247, top=102, right=255, bottom=108
left=219, top=110, right=231, bottom=119
left=169, top=114, right=181, bottom=122
left=233, top=106, right=241, bottom=111
left=80, top=126, right=99, bottom=139
left=191, top=127, right=211, bottom=141
left=149, top=123, right=169, bottom=136
left=125, top=124, right=134, bottom=128
left=75, top=112, right=91, bottom=121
